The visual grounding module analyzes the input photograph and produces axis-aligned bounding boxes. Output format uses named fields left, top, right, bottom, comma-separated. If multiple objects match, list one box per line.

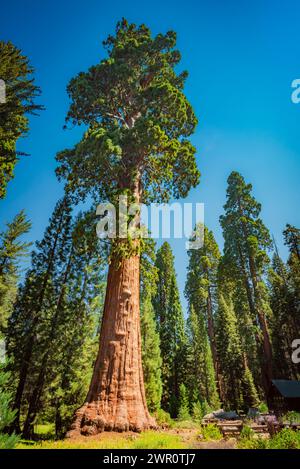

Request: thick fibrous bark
left=68, top=250, right=156, bottom=437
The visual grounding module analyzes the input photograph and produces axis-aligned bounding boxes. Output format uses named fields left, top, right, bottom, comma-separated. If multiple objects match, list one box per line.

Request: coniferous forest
left=0, top=8, right=300, bottom=453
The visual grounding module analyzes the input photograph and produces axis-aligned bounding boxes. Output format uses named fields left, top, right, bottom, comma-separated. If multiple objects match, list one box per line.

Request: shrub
left=154, top=409, right=174, bottom=428
left=284, top=411, right=300, bottom=425
left=0, top=361, right=20, bottom=449
left=239, top=425, right=255, bottom=441
left=238, top=429, right=300, bottom=449
left=268, top=429, right=300, bottom=449
left=200, top=424, right=222, bottom=441
left=258, top=402, right=268, bottom=414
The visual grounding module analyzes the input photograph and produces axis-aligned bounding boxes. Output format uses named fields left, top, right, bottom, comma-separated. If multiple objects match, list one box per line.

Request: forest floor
left=16, top=425, right=237, bottom=449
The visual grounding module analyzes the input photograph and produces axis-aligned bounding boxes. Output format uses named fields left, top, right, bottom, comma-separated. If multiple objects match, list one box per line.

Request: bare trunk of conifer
left=68, top=176, right=155, bottom=436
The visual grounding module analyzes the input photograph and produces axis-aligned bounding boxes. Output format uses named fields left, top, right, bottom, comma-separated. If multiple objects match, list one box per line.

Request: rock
left=203, top=409, right=240, bottom=421
left=247, top=407, right=260, bottom=418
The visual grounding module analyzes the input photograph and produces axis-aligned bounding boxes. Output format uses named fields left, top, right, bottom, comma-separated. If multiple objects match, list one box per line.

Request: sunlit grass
left=16, top=430, right=185, bottom=449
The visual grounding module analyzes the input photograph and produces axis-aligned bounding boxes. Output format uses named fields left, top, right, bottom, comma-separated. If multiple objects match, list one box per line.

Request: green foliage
left=177, top=384, right=190, bottom=421
left=269, top=229, right=300, bottom=380
left=0, top=361, right=19, bottom=448
left=0, top=41, right=43, bottom=198
left=153, top=242, right=187, bottom=416
left=283, top=224, right=300, bottom=262
left=186, top=305, right=220, bottom=409
left=185, top=225, right=220, bottom=409
left=215, top=294, right=244, bottom=409
left=239, top=429, right=300, bottom=449
left=56, top=19, right=199, bottom=208
left=220, top=171, right=272, bottom=397
left=242, top=366, right=260, bottom=409
left=140, top=240, right=162, bottom=413
left=153, top=409, right=174, bottom=428
left=192, top=401, right=203, bottom=422
left=239, top=424, right=254, bottom=441
left=199, top=424, right=222, bottom=441
left=6, top=200, right=106, bottom=437
left=185, top=224, right=220, bottom=317
left=192, top=399, right=212, bottom=423
left=0, top=210, right=31, bottom=332
left=258, top=402, right=268, bottom=413
left=284, top=412, right=300, bottom=424
left=6, top=197, right=73, bottom=434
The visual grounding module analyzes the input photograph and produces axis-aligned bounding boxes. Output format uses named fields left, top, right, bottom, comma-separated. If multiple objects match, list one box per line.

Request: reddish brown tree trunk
left=68, top=247, right=156, bottom=436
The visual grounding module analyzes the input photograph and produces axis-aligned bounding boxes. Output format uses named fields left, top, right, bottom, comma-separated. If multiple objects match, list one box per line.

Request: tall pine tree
left=186, top=304, right=220, bottom=410
left=220, top=171, right=273, bottom=395
left=215, top=292, right=259, bottom=410
left=185, top=224, right=220, bottom=385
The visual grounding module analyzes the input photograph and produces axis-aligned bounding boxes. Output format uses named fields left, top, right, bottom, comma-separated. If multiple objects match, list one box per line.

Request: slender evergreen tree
left=153, top=242, right=187, bottom=416
left=140, top=239, right=162, bottom=413
left=177, top=383, right=190, bottom=421
left=186, top=304, right=220, bottom=409
left=185, top=224, right=220, bottom=384
left=0, top=210, right=31, bottom=332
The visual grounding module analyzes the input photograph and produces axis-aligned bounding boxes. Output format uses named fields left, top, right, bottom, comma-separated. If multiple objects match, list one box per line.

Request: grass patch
left=34, top=423, right=55, bottom=439
left=173, top=419, right=201, bottom=430
left=16, top=430, right=185, bottom=450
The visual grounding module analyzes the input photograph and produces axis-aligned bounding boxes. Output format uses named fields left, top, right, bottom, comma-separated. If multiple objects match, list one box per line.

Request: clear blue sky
left=1, top=0, right=300, bottom=312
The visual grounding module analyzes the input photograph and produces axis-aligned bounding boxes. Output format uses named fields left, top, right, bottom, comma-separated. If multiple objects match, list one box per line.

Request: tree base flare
left=67, top=402, right=157, bottom=437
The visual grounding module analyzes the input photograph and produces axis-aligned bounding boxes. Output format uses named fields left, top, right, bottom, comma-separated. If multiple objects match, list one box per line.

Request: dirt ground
left=168, top=428, right=237, bottom=449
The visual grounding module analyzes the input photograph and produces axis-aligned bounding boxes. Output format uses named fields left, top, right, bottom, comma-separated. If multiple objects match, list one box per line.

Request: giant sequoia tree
left=56, top=20, right=199, bottom=434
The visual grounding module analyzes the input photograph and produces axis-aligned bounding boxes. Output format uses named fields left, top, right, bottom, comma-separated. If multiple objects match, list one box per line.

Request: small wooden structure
left=268, top=380, right=300, bottom=414
left=217, top=421, right=243, bottom=437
